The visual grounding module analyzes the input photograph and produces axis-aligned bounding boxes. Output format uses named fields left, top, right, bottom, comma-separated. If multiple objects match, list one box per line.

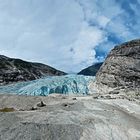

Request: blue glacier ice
left=0, top=75, right=95, bottom=96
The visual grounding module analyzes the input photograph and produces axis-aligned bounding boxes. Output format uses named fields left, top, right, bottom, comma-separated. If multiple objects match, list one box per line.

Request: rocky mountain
left=78, top=62, right=103, bottom=76
left=0, top=55, right=66, bottom=85
left=96, top=39, right=140, bottom=93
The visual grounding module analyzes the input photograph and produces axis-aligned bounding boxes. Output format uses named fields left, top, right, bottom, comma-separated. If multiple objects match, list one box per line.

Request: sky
left=0, top=0, right=140, bottom=73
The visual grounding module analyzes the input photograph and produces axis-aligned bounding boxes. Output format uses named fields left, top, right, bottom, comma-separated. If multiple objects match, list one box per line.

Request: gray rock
left=96, top=39, right=140, bottom=92
left=36, top=101, right=46, bottom=107
left=0, top=94, right=140, bottom=140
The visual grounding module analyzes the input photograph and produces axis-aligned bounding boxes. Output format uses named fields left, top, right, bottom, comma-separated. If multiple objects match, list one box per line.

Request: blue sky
left=0, top=0, right=140, bottom=72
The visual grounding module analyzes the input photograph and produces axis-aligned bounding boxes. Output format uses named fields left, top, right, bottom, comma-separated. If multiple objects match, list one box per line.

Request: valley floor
left=0, top=94, right=140, bottom=140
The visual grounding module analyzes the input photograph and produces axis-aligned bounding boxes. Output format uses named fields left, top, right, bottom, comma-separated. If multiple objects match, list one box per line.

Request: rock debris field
left=0, top=94, right=140, bottom=140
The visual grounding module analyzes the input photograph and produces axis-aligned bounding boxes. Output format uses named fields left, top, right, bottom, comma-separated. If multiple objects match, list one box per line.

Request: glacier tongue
left=0, top=75, right=95, bottom=96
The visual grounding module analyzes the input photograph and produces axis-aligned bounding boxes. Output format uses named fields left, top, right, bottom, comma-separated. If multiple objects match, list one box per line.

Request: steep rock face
left=96, top=39, right=140, bottom=92
left=78, top=62, right=103, bottom=76
left=0, top=55, right=66, bottom=85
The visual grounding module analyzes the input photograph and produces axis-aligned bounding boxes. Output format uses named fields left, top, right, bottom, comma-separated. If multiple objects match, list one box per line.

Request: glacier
left=0, top=75, right=95, bottom=96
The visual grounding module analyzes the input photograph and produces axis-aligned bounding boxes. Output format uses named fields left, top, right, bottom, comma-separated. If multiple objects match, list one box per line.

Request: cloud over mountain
left=0, top=0, right=140, bottom=72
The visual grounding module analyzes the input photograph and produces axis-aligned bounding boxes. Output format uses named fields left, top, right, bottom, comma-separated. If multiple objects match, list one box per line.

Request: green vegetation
left=13, top=59, right=32, bottom=69
left=0, top=61, right=11, bottom=69
left=0, top=107, right=15, bottom=112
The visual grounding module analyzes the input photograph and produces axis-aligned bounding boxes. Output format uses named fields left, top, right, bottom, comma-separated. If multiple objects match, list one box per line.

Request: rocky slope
left=96, top=39, right=140, bottom=93
left=78, top=62, right=103, bottom=76
left=0, top=94, right=140, bottom=140
left=0, top=55, right=66, bottom=85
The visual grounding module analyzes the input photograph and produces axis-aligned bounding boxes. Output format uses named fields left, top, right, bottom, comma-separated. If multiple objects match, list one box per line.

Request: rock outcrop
left=0, top=55, right=66, bottom=85
left=78, top=62, right=103, bottom=76
left=0, top=94, right=140, bottom=140
left=96, top=39, right=140, bottom=93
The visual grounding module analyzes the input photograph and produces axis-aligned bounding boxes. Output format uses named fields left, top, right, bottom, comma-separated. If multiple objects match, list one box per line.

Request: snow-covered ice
left=0, top=75, right=95, bottom=96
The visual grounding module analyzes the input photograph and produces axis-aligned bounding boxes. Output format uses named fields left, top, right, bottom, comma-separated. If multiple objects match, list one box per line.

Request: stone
left=36, top=101, right=46, bottom=107
left=0, top=94, right=140, bottom=140
left=96, top=39, right=140, bottom=93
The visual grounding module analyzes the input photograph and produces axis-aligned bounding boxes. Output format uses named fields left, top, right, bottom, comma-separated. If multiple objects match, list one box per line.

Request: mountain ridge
left=96, top=39, right=140, bottom=93
left=78, top=62, right=103, bottom=76
left=0, top=55, right=66, bottom=85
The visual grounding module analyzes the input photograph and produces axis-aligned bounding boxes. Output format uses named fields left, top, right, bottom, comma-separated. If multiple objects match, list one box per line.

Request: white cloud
left=0, top=0, right=106, bottom=72
left=0, top=0, right=140, bottom=72
left=69, top=22, right=105, bottom=71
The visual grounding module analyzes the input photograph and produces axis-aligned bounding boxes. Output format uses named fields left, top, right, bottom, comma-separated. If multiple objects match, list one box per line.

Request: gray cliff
left=96, top=39, right=140, bottom=92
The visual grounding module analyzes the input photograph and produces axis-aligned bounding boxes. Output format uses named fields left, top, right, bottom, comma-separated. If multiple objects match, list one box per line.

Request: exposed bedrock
left=96, top=39, right=140, bottom=93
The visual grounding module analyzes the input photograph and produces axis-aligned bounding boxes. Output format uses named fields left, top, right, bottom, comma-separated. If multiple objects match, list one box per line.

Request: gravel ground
left=0, top=94, right=140, bottom=140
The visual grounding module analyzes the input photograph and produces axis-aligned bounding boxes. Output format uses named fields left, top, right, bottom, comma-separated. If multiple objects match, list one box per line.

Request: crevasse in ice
left=0, top=75, right=95, bottom=96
